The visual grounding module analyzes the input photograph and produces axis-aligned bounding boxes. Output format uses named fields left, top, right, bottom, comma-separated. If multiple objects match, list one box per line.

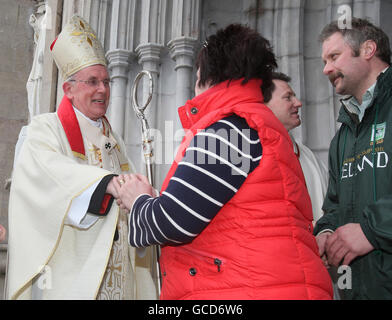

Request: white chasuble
left=6, top=97, right=157, bottom=300
left=290, top=135, right=328, bottom=224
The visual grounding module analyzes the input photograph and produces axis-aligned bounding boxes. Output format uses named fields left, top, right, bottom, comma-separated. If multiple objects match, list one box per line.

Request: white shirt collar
left=73, top=106, right=103, bottom=129
left=342, top=66, right=390, bottom=122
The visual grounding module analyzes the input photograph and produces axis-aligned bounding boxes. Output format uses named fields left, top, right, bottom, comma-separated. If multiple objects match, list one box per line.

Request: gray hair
left=319, top=17, right=391, bottom=65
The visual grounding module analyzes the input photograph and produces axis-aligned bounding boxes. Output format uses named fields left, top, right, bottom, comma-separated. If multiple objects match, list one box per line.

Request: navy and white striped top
left=129, top=115, right=262, bottom=247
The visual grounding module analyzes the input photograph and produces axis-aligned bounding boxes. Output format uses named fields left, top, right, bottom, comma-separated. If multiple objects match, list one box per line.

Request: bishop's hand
left=116, top=174, right=154, bottom=211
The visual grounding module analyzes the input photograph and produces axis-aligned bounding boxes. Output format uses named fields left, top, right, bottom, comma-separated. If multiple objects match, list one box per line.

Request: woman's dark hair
left=196, top=24, right=277, bottom=90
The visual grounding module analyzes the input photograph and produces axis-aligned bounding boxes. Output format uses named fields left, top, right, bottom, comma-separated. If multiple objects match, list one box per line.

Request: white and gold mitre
left=50, top=15, right=107, bottom=79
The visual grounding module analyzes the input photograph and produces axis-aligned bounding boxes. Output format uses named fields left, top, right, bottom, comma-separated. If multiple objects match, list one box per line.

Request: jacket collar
left=338, top=65, right=391, bottom=125
left=178, top=78, right=264, bottom=130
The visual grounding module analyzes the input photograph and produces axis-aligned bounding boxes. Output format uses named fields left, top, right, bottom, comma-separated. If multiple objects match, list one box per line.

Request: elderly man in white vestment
left=5, top=15, right=157, bottom=300
left=262, top=72, right=328, bottom=224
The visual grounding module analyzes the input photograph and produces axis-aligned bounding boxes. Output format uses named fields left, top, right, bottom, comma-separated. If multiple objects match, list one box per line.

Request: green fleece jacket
left=315, top=66, right=392, bottom=299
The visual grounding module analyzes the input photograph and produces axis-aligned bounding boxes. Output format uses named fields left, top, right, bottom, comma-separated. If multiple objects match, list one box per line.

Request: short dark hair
left=261, top=72, right=291, bottom=103
left=319, top=17, right=391, bottom=65
left=196, top=24, right=277, bottom=90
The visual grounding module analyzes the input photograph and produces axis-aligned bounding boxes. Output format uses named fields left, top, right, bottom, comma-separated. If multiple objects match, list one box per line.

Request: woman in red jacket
left=116, top=24, right=333, bottom=300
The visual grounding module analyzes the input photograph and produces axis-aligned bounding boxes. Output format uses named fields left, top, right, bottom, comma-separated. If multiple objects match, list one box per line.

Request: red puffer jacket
left=159, top=79, right=333, bottom=300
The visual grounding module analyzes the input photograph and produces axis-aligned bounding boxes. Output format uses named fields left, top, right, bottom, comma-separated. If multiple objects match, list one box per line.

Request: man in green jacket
left=316, top=17, right=392, bottom=299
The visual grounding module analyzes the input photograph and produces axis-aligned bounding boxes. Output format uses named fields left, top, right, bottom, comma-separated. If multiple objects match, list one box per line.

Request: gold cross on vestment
left=107, top=263, right=122, bottom=288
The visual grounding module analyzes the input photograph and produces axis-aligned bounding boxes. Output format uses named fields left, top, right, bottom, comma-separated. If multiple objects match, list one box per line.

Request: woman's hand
left=117, top=174, right=154, bottom=211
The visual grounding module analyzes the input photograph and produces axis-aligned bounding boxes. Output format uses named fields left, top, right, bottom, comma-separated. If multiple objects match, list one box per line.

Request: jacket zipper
left=178, top=246, right=225, bottom=273
left=214, top=258, right=222, bottom=272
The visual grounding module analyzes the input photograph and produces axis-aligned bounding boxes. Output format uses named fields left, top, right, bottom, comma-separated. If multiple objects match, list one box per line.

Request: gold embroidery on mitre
left=51, top=15, right=107, bottom=80
left=70, top=21, right=97, bottom=47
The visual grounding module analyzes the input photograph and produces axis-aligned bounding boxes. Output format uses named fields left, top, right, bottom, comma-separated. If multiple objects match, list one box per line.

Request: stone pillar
left=169, top=0, right=201, bottom=118
left=136, top=43, right=163, bottom=76
left=134, top=43, right=163, bottom=179
left=168, top=37, right=198, bottom=109
left=105, top=0, right=138, bottom=138
left=135, top=43, right=163, bottom=129
left=106, top=49, right=133, bottom=138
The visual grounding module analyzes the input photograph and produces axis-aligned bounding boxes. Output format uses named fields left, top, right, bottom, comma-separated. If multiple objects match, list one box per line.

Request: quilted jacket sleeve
left=360, top=196, right=392, bottom=253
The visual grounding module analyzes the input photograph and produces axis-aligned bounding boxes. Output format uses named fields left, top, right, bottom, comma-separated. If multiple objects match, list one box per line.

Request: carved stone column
left=134, top=43, right=163, bottom=125
left=135, top=43, right=163, bottom=134
left=134, top=43, right=163, bottom=176
left=168, top=37, right=198, bottom=108
left=106, top=49, right=133, bottom=138
left=136, top=43, right=163, bottom=74
left=168, top=0, right=200, bottom=127
left=135, top=43, right=163, bottom=124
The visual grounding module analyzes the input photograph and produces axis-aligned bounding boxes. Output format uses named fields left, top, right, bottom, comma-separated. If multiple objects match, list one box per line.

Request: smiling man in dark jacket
left=316, top=17, right=392, bottom=299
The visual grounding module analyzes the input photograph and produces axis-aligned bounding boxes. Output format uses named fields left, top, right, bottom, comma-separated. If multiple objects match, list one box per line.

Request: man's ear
left=63, top=81, right=73, bottom=99
left=361, top=40, right=377, bottom=60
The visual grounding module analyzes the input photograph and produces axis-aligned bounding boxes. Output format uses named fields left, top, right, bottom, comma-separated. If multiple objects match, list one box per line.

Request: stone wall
left=0, top=0, right=36, bottom=299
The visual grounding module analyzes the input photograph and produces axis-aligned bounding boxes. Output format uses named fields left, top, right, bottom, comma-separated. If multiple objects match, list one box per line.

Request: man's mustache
left=329, top=72, right=344, bottom=85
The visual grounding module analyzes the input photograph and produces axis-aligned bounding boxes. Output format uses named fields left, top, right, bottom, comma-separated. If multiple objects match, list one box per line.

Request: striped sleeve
left=128, top=115, right=262, bottom=247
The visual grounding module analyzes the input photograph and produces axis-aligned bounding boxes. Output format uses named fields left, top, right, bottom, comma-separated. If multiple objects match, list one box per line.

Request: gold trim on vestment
left=120, top=164, right=129, bottom=172
left=10, top=175, right=109, bottom=300
left=93, top=207, right=120, bottom=299
left=72, top=151, right=87, bottom=161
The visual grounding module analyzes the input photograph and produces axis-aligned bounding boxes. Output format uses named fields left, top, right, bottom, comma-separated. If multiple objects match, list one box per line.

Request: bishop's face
left=64, top=64, right=111, bottom=121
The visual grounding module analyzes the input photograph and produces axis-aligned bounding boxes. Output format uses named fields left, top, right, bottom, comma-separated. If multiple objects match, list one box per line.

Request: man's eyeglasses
left=69, top=78, right=113, bottom=88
